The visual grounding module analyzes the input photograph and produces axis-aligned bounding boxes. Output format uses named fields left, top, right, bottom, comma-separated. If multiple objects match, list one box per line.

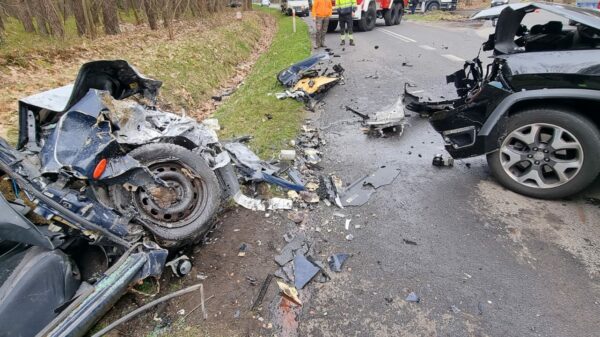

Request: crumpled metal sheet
left=278, top=53, right=330, bottom=87
left=364, top=96, right=406, bottom=130
left=224, top=142, right=279, bottom=176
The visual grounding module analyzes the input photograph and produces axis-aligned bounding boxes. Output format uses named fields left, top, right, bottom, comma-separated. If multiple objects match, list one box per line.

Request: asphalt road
left=299, top=17, right=600, bottom=337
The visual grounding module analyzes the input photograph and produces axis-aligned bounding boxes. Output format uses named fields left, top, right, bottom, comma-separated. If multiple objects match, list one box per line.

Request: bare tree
left=70, top=0, right=86, bottom=36
left=13, top=0, right=36, bottom=32
left=102, top=0, right=120, bottom=34
left=143, top=0, right=158, bottom=30
left=128, top=0, right=142, bottom=24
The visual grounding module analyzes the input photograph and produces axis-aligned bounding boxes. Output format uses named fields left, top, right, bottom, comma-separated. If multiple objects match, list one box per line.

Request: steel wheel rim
left=133, top=162, right=207, bottom=228
left=499, top=123, right=584, bottom=189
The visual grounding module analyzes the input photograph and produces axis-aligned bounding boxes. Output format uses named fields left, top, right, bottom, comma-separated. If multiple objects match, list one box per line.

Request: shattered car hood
left=472, top=2, right=600, bottom=30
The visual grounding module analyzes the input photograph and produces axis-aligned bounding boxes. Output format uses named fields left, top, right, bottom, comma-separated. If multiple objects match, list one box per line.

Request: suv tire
left=486, top=107, right=600, bottom=199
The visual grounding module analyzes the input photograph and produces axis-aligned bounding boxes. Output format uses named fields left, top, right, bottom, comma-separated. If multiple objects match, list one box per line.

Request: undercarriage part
left=166, top=255, right=192, bottom=277
left=110, top=144, right=221, bottom=248
left=0, top=157, right=131, bottom=248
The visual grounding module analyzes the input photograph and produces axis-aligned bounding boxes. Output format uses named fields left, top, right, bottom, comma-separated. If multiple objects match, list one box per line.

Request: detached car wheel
left=111, top=143, right=221, bottom=247
left=487, top=108, right=600, bottom=199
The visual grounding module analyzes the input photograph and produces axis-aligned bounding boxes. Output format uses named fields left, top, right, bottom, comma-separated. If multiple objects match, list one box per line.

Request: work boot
left=349, top=39, right=355, bottom=46
left=340, top=40, right=345, bottom=46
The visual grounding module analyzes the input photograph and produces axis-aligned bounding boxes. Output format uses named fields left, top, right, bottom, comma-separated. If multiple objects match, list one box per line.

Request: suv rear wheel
left=487, top=107, right=600, bottom=199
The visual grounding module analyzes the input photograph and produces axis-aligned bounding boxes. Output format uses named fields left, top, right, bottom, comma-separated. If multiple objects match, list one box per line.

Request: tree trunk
left=90, top=0, right=101, bottom=24
left=102, top=0, right=120, bottom=34
left=129, top=0, right=142, bottom=24
left=71, top=0, right=87, bottom=36
left=16, top=0, right=36, bottom=32
left=41, top=0, right=64, bottom=37
left=143, top=0, right=158, bottom=30
left=82, top=0, right=97, bottom=38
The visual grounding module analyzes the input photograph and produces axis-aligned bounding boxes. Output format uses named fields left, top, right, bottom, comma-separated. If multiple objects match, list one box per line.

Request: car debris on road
left=276, top=53, right=345, bottom=110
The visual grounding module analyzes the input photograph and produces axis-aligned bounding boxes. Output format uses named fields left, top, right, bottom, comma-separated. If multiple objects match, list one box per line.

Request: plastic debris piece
left=276, top=280, right=302, bottom=305
left=403, top=238, right=418, bottom=245
left=233, top=191, right=266, bottom=211
left=300, top=191, right=319, bottom=203
left=293, top=255, right=320, bottom=289
left=305, top=182, right=319, bottom=191
left=432, top=154, right=454, bottom=167
left=345, top=234, right=354, bottom=241
left=280, top=150, right=296, bottom=161
left=328, top=253, right=350, bottom=272
left=287, top=190, right=300, bottom=200
left=268, top=198, right=293, bottom=210
left=405, top=292, right=420, bottom=303
left=274, top=233, right=307, bottom=266
left=287, top=168, right=305, bottom=187
left=345, top=219, right=351, bottom=230
left=450, top=305, right=461, bottom=314
left=364, top=165, right=401, bottom=188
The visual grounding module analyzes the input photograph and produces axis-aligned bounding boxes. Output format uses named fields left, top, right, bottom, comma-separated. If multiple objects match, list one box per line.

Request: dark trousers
left=410, top=3, right=417, bottom=13
left=339, top=12, right=353, bottom=40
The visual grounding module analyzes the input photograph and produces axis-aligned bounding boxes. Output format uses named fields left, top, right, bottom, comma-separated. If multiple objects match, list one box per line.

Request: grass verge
left=214, top=6, right=311, bottom=158
left=405, top=10, right=468, bottom=22
left=0, top=12, right=268, bottom=143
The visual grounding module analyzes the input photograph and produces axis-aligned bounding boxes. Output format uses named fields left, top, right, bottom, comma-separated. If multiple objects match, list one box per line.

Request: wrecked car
left=0, top=60, right=246, bottom=336
left=405, top=3, right=600, bottom=199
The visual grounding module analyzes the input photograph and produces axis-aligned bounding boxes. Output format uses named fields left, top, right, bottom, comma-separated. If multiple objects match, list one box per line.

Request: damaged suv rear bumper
left=403, top=78, right=513, bottom=159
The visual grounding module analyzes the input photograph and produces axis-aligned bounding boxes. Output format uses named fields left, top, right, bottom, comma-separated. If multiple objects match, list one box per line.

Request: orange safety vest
left=312, top=0, right=333, bottom=18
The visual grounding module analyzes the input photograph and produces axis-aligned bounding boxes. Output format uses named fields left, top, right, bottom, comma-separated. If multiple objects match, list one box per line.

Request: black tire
left=393, top=3, right=403, bottom=25
left=427, top=1, right=440, bottom=11
left=486, top=107, right=600, bottom=199
left=384, top=8, right=393, bottom=26
left=358, top=2, right=376, bottom=31
left=327, top=19, right=338, bottom=32
left=110, top=143, right=221, bottom=247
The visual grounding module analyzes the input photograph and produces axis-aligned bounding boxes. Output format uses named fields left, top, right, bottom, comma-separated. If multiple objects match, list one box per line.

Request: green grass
left=405, top=10, right=468, bottom=22
left=214, top=7, right=311, bottom=158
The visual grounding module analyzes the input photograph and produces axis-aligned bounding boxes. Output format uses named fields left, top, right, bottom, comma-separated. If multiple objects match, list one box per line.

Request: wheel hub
left=134, top=163, right=203, bottom=227
left=499, top=123, right=583, bottom=189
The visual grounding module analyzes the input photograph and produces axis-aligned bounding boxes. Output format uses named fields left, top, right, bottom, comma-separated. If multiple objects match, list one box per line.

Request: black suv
left=405, top=3, right=600, bottom=199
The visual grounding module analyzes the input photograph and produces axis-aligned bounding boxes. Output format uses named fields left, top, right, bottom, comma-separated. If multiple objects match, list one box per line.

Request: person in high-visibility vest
left=312, top=0, right=333, bottom=48
left=337, top=0, right=357, bottom=46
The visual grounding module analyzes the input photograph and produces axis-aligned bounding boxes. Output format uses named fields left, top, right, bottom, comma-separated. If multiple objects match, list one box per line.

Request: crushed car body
left=404, top=3, right=600, bottom=198
left=0, top=60, right=289, bottom=337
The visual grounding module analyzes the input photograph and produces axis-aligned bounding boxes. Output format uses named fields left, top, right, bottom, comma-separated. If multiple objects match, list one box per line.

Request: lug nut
left=543, top=149, right=549, bottom=153
left=534, top=160, right=540, bottom=165
left=533, top=147, right=538, bottom=151
left=544, top=158, right=550, bottom=162
left=527, top=154, right=533, bottom=158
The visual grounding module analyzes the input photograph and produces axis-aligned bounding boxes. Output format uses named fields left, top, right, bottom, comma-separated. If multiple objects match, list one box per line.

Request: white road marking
left=377, top=29, right=417, bottom=43
left=418, top=44, right=436, bottom=51
left=441, top=54, right=465, bottom=62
